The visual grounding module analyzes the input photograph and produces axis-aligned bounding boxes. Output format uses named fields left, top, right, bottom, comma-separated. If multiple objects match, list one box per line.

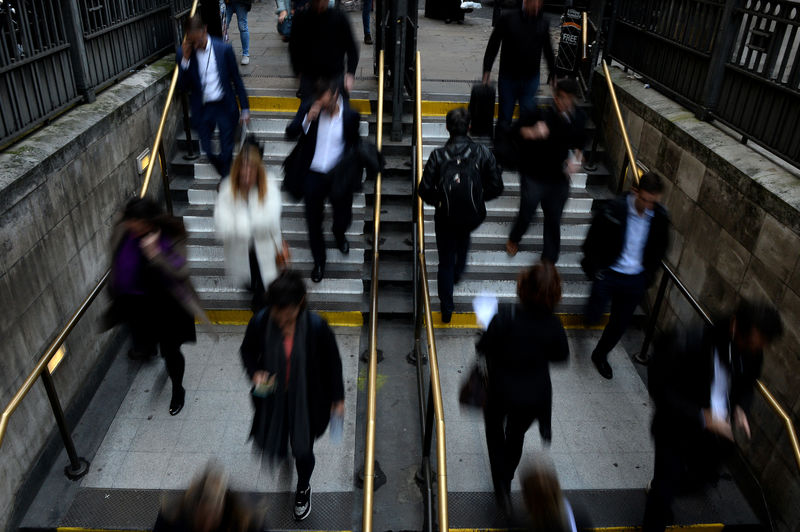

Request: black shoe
left=591, top=353, right=613, bottom=379
left=338, top=238, right=350, bottom=255
left=364, top=34, right=373, bottom=45
left=294, top=485, right=311, bottom=521
left=441, top=309, right=453, bottom=324
left=169, top=387, right=185, bottom=416
left=127, top=348, right=156, bottom=361
left=311, top=264, right=324, bottom=283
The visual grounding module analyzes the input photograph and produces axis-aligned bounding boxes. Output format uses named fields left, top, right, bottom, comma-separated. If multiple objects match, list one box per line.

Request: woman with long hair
left=106, top=198, right=203, bottom=416
left=214, top=138, right=284, bottom=311
left=477, top=261, right=569, bottom=511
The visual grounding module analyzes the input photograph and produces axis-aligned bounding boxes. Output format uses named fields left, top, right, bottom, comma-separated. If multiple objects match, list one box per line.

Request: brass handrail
left=414, top=50, right=449, bottom=532
left=756, top=381, right=800, bottom=473
left=602, top=59, right=641, bottom=187
left=0, top=0, right=199, bottom=457
left=362, top=49, right=385, bottom=532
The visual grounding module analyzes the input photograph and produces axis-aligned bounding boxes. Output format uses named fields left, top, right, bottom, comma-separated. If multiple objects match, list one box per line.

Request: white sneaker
left=241, top=55, right=250, bottom=65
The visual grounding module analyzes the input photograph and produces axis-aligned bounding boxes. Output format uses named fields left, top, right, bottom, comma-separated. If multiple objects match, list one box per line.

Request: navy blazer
left=176, top=37, right=249, bottom=127
left=285, top=99, right=361, bottom=178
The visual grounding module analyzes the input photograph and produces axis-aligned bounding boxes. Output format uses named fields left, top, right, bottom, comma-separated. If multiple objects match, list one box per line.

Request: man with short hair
left=285, top=79, right=362, bottom=283
left=419, top=108, right=503, bottom=324
left=505, top=77, right=586, bottom=262
left=177, top=14, right=250, bottom=179
left=581, top=172, right=670, bottom=379
left=643, top=300, right=783, bottom=532
left=482, top=0, right=555, bottom=134
left=289, top=0, right=359, bottom=102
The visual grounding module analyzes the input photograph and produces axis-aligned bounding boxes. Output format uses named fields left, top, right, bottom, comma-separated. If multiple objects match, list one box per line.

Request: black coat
left=240, top=308, right=344, bottom=440
left=483, top=9, right=555, bottom=80
left=289, top=7, right=358, bottom=79
left=513, top=105, right=587, bottom=181
left=648, top=322, right=763, bottom=445
left=581, top=193, right=670, bottom=286
left=476, top=303, right=569, bottom=422
left=283, top=100, right=362, bottom=201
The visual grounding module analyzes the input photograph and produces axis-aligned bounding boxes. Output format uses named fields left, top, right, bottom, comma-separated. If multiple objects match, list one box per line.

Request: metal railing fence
left=0, top=0, right=192, bottom=148
left=606, top=0, right=800, bottom=167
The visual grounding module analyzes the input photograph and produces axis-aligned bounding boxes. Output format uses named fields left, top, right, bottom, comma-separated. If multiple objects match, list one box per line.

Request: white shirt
left=710, top=345, right=731, bottom=421
left=611, top=193, right=654, bottom=275
left=180, top=38, right=224, bottom=104
left=307, top=96, right=345, bottom=174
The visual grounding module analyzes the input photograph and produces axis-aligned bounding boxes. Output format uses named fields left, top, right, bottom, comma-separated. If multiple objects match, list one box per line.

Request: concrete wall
left=0, top=56, right=180, bottom=530
left=594, top=66, right=800, bottom=531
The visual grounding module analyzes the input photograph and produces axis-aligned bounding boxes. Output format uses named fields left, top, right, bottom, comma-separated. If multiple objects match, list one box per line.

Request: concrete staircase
left=169, top=111, right=372, bottom=312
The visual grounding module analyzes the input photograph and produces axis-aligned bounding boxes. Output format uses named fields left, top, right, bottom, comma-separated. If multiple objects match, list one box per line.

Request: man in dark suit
left=643, top=300, right=782, bottom=532
left=177, top=14, right=250, bottom=179
left=581, top=172, right=670, bottom=379
left=285, top=79, right=361, bottom=283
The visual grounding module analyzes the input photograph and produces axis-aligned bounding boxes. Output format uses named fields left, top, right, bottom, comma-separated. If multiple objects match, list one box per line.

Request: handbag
left=459, top=358, right=488, bottom=409
left=277, top=13, right=292, bottom=37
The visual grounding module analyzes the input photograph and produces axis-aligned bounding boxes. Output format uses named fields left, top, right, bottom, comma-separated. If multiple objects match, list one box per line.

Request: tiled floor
left=436, top=331, right=656, bottom=493
left=82, top=327, right=361, bottom=493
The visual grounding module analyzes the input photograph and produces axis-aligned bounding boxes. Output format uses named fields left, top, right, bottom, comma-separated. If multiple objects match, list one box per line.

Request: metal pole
left=422, top=380, right=435, bottom=459
left=391, top=0, right=407, bottom=142
left=181, top=92, right=198, bottom=160
left=699, top=0, right=739, bottom=120
left=158, top=139, right=174, bottom=215
left=40, top=370, right=89, bottom=480
left=636, top=268, right=669, bottom=365
left=61, top=0, right=96, bottom=102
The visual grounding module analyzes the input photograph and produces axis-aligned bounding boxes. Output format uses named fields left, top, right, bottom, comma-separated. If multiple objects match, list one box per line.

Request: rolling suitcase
left=469, top=82, right=496, bottom=138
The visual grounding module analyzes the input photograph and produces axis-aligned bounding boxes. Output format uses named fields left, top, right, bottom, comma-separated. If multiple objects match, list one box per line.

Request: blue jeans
left=226, top=2, right=249, bottom=56
left=497, top=74, right=539, bottom=128
left=362, top=0, right=372, bottom=36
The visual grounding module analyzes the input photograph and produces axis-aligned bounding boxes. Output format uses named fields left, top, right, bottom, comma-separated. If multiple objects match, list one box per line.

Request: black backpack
left=439, top=145, right=486, bottom=231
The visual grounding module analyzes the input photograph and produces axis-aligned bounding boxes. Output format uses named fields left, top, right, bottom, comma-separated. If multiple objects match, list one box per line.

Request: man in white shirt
left=285, top=79, right=362, bottom=282
left=177, top=15, right=250, bottom=179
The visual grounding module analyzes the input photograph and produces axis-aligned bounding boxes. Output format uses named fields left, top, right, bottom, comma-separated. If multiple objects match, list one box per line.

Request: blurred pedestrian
left=418, top=107, right=503, bottom=323
left=199, top=0, right=224, bottom=39
left=224, top=0, right=252, bottom=64
left=643, top=300, right=783, bottom=532
left=154, top=464, right=262, bottom=532
left=482, top=0, right=555, bottom=134
left=285, top=79, right=362, bottom=283
left=505, top=78, right=586, bottom=262
left=477, top=262, right=569, bottom=511
left=362, top=0, right=373, bottom=44
left=178, top=14, right=250, bottom=179
left=105, top=198, right=203, bottom=416
left=520, top=458, right=591, bottom=532
left=289, top=0, right=358, bottom=101
left=240, top=270, right=345, bottom=521
left=214, top=138, right=285, bottom=311
left=581, top=172, right=669, bottom=380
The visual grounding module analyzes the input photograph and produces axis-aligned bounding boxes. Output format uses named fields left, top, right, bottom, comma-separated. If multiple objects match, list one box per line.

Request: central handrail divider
left=362, top=49, right=385, bottom=532
left=0, top=0, right=200, bottom=478
left=412, top=50, right=449, bottom=532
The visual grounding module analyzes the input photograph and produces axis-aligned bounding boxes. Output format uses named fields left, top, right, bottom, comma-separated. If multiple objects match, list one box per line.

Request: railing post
left=699, top=0, right=739, bottom=120
left=40, top=370, right=89, bottom=480
left=158, top=139, right=174, bottom=215
left=390, top=0, right=408, bottom=142
left=61, top=0, right=96, bottom=102
left=181, top=93, right=199, bottom=160
left=636, top=267, right=669, bottom=364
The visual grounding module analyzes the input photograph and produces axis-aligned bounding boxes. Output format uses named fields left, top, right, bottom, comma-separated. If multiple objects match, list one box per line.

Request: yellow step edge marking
left=200, top=310, right=363, bottom=327
left=451, top=526, right=724, bottom=532
left=58, top=529, right=351, bottom=532
left=421, top=100, right=519, bottom=119
left=248, top=95, right=371, bottom=114
left=430, top=312, right=609, bottom=330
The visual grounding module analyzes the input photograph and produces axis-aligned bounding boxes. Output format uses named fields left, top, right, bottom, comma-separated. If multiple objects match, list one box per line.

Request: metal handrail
left=361, top=49, right=385, bottom=532
left=413, top=50, right=449, bottom=532
left=639, top=260, right=800, bottom=475
left=0, top=0, right=200, bottom=475
left=600, top=58, right=800, bottom=475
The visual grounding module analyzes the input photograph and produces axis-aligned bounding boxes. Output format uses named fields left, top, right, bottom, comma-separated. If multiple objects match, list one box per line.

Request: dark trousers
left=435, top=220, right=471, bottom=315
left=508, top=175, right=570, bottom=262
left=295, top=446, right=316, bottom=490
left=584, top=269, right=647, bottom=362
left=304, top=170, right=353, bottom=267
left=196, top=100, right=237, bottom=178
left=497, top=74, right=539, bottom=130
left=248, top=246, right=267, bottom=312
left=483, top=399, right=540, bottom=500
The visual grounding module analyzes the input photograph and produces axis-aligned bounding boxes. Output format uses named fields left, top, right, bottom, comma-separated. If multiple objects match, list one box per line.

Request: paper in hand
left=472, top=293, right=499, bottom=330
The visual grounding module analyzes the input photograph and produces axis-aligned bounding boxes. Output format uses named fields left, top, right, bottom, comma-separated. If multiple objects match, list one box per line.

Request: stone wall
left=0, top=56, right=180, bottom=530
left=594, top=65, right=800, bottom=531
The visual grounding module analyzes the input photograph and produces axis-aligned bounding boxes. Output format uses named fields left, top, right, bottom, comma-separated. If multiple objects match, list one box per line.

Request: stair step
left=425, top=250, right=584, bottom=270
left=193, top=275, right=364, bottom=294
left=423, top=196, right=593, bottom=216
left=424, top=221, right=590, bottom=245
left=186, top=243, right=365, bottom=265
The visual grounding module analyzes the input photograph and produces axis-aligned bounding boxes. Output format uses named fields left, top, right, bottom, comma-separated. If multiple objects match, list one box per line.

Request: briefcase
left=468, top=82, right=496, bottom=138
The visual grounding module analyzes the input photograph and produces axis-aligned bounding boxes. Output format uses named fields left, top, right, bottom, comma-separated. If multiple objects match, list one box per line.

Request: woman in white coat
left=214, top=139, right=284, bottom=310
